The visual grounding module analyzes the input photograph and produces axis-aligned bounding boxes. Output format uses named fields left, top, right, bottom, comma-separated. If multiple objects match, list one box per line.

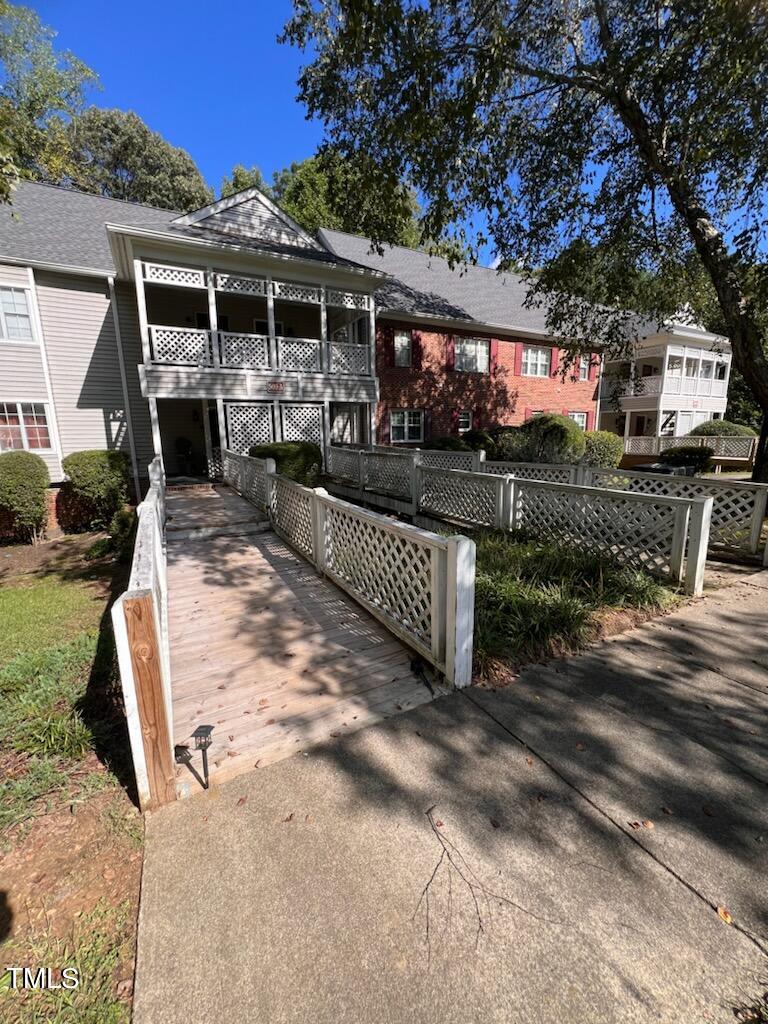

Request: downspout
left=108, top=276, right=141, bottom=501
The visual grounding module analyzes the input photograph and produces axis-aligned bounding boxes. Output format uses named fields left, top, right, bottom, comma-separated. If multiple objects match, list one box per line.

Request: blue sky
left=34, top=0, right=322, bottom=192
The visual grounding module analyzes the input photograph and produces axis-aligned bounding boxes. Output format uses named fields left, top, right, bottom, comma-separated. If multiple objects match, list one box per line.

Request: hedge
left=59, top=450, right=130, bottom=531
left=519, top=413, right=586, bottom=464
left=659, top=445, right=714, bottom=474
left=426, top=436, right=471, bottom=451
left=0, top=450, right=50, bottom=543
left=583, top=431, right=624, bottom=468
left=248, top=441, right=322, bottom=487
left=688, top=419, right=757, bottom=437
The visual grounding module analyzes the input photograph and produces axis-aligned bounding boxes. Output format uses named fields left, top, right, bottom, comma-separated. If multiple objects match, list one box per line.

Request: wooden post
left=122, top=592, right=176, bottom=810
left=684, top=496, right=713, bottom=597
left=312, top=487, right=328, bottom=572
left=748, top=486, right=768, bottom=556
left=445, top=535, right=476, bottom=688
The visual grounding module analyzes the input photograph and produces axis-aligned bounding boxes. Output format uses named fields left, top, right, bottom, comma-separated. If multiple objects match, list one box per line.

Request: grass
left=0, top=577, right=104, bottom=665
left=0, top=901, right=132, bottom=1024
left=473, top=532, right=675, bottom=672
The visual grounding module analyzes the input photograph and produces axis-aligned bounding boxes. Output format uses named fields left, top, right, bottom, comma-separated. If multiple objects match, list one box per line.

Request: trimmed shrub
left=426, top=435, right=471, bottom=451
left=460, top=429, right=495, bottom=452
left=59, top=450, right=130, bottom=531
left=494, top=427, right=532, bottom=462
left=519, top=413, right=586, bottom=464
left=0, top=451, right=50, bottom=543
left=109, top=507, right=137, bottom=563
left=659, top=445, right=714, bottom=474
left=583, top=430, right=624, bottom=468
left=248, top=441, right=322, bottom=487
left=688, top=419, right=757, bottom=437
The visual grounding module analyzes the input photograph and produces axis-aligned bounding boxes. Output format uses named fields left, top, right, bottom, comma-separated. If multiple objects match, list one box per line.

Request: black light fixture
left=192, top=725, right=214, bottom=790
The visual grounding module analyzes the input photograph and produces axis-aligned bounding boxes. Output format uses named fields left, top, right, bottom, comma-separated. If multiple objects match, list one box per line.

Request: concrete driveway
left=134, top=572, right=768, bottom=1024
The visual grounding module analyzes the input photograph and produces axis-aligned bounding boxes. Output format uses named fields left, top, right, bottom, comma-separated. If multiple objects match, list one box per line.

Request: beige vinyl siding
left=115, top=282, right=154, bottom=472
left=35, top=272, right=139, bottom=480
left=0, top=263, right=32, bottom=288
left=198, top=197, right=313, bottom=248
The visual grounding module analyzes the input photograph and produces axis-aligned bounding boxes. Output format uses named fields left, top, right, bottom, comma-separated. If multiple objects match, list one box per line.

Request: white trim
left=0, top=399, right=55, bottom=454
left=0, top=254, right=111, bottom=279
left=0, top=280, right=36, bottom=345
left=171, top=186, right=323, bottom=251
left=25, top=269, right=63, bottom=474
left=390, top=408, right=424, bottom=444
left=108, top=276, right=141, bottom=499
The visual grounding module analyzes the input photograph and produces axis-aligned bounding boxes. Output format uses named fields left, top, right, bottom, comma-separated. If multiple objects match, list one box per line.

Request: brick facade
left=375, top=322, right=600, bottom=444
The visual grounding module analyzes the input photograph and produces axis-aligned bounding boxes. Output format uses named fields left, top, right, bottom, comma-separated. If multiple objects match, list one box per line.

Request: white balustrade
left=277, top=336, right=323, bottom=372
left=219, top=331, right=270, bottom=369
left=483, top=460, right=577, bottom=484
left=149, top=325, right=212, bottom=366
left=330, top=341, right=370, bottom=375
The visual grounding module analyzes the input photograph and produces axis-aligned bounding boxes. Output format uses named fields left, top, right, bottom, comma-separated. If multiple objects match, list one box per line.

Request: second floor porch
left=600, top=345, right=731, bottom=405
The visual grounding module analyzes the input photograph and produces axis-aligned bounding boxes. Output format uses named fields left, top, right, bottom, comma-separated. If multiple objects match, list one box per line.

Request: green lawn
left=0, top=576, right=105, bottom=665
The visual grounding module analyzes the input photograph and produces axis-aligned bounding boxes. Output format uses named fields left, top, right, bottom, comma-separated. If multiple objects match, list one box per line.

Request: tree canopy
left=284, top=0, right=768, bottom=476
left=220, top=163, right=272, bottom=199
left=67, top=107, right=213, bottom=211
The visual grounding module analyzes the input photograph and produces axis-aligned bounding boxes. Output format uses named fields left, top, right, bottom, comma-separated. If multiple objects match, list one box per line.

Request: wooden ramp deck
left=167, top=487, right=444, bottom=793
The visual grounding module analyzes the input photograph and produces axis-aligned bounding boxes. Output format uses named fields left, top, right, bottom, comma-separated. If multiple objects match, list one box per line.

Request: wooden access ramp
left=166, top=486, right=445, bottom=793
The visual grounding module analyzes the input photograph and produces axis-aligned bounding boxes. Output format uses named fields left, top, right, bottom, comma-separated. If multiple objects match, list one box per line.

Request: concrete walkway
left=134, top=572, right=768, bottom=1024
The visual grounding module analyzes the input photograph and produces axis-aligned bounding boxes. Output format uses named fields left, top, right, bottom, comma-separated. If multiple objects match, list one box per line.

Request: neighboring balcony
left=601, top=373, right=727, bottom=402
left=147, top=325, right=371, bottom=376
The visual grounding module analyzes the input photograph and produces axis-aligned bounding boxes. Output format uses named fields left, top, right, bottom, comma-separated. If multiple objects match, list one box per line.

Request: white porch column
left=322, top=400, right=332, bottom=466
left=148, top=397, right=163, bottom=461
left=206, top=266, right=220, bottom=368
left=202, top=399, right=214, bottom=478
left=133, top=258, right=152, bottom=365
left=320, top=286, right=328, bottom=373
left=266, top=276, right=278, bottom=369
left=368, top=298, right=376, bottom=377
left=216, top=398, right=227, bottom=454
left=272, top=399, right=283, bottom=441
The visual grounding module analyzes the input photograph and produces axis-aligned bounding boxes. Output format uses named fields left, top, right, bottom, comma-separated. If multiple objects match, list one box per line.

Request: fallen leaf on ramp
left=283, top=812, right=294, bottom=823
left=236, top=796, right=247, bottom=807
left=717, top=906, right=733, bottom=925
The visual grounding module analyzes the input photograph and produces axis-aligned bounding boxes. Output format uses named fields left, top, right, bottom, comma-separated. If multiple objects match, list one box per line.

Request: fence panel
left=417, top=450, right=480, bottom=472
left=222, top=449, right=274, bottom=510
left=327, top=445, right=362, bottom=484
left=363, top=450, right=414, bottom=497
left=418, top=466, right=505, bottom=527
left=585, top=467, right=768, bottom=556
left=269, top=475, right=315, bottom=561
left=483, top=460, right=577, bottom=484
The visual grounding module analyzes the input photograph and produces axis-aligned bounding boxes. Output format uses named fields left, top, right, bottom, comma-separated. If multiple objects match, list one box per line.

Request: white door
left=676, top=411, right=693, bottom=436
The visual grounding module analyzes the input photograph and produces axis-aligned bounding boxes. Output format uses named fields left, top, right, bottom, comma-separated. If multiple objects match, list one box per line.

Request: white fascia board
left=0, top=252, right=111, bottom=279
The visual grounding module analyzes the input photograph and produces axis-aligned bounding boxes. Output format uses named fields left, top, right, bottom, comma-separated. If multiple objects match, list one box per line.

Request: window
left=715, top=361, right=727, bottom=381
left=394, top=330, right=412, bottom=367
left=0, top=402, right=51, bottom=451
left=699, top=360, right=713, bottom=380
left=568, top=411, right=587, bottom=429
left=0, top=287, right=34, bottom=342
left=667, top=354, right=683, bottom=376
left=390, top=409, right=423, bottom=443
left=684, top=357, right=698, bottom=378
left=579, top=356, right=590, bottom=381
left=457, top=410, right=473, bottom=433
left=521, top=345, right=550, bottom=377
left=455, top=337, right=490, bottom=373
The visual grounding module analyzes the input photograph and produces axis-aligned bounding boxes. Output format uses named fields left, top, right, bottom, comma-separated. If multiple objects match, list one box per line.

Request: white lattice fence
left=418, top=450, right=481, bottom=472
left=149, top=326, right=212, bottom=365
left=278, top=337, right=322, bottom=371
left=418, top=466, right=505, bottom=527
left=215, top=272, right=267, bottom=296
left=585, top=467, right=768, bottom=555
left=331, top=342, right=369, bottom=375
left=327, top=446, right=362, bottom=483
left=512, top=480, right=691, bottom=581
left=219, top=332, right=269, bottom=368
left=269, top=475, right=315, bottom=560
left=225, top=403, right=273, bottom=453
left=143, top=262, right=205, bottom=288
left=282, top=404, right=324, bottom=444
left=326, top=288, right=369, bottom=310
left=363, top=450, right=415, bottom=497
left=223, top=450, right=273, bottom=510
left=273, top=280, right=322, bottom=304
left=484, top=461, right=577, bottom=484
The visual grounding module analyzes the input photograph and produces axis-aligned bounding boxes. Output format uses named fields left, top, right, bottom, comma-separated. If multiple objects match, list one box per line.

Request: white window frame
left=0, top=284, right=36, bottom=344
left=457, top=410, right=473, bottom=433
left=390, top=409, right=424, bottom=444
left=568, top=411, right=588, bottom=429
left=0, top=401, right=53, bottom=452
left=521, top=345, right=550, bottom=377
left=579, top=356, right=590, bottom=381
left=455, top=337, right=490, bottom=374
left=394, top=330, right=412, bottom=368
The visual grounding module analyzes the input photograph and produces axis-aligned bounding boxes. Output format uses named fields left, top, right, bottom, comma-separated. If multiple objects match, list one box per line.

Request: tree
left=283, top=0, right=768, bottom=479
left=67, top=107, right=212, bottom=211
left=220, top=163, right=272, bottom=199
left=0, top=2, right=96, bottom=184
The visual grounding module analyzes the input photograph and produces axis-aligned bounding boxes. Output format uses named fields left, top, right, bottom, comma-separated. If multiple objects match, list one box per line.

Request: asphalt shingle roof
left=319, top=228, right=552, bottom=335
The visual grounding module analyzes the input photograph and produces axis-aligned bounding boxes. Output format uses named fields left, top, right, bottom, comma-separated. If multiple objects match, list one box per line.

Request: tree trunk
left=753, top=413, right=768, bottom=483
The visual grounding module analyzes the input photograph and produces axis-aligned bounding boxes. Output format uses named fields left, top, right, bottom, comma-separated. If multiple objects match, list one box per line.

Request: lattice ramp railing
left=278, top=337, right=322, bottom=372
left=270, top=476, right=314, bottom=560
left=282, top=404, right=323, bottom=444
left=214, top=272, right=267, bottom=296
left=363, top=451, right=414, bottom=497
left=586, top=467, right=768, bottom=553
left=225, top=403, right=273, bottom=453
left=513, top=481, right=686, bottom=580
left=327, top=446, right=361, bottom=483
left=273, top=280, right=322, bottom=304
left=149, top=326, right=212, bottom=365
left=419, top=467, right=500, bottom=527
left=330, top=342, right=369, bottom=375
left=223, top=450, right=270, bottom=510
left=143, top=262, right=206, bottom=289
left=219, top=332, right=270, bottom=369
left=418, top=450, right=477, bottom=473
left=326, top=289, right=369, bottom=310
left=484, top=461, right=577, bottom=484
left=322, top=501, right=435, bottom=655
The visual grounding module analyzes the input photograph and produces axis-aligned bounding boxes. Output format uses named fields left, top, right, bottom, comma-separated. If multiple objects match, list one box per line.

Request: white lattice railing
left=142, top=261, right=206, bottom=289
left=330, top=341, right=370, bottom=375
left=625, top=435, right=758, bottom=459
left=222, top=450, right=274, bottom=510
left=277, top=336, right=322, bottom=372
left=273, top=280, right=323, bottom=305
left=326, top=288, right=370, bottom=310
left=214, top=272, right=267, bottom=296
left=584, top=466, right=768, bottom=557
left=111, top=456, right=174, bottom=811
left=222, top=452, right=475, bottom=686
left=149, top=325, right=212, bottom=366
left=419, top=466, right=507, bottom=527
left=363, top=450, right=415, bottom=497
left=418, top=450, right=485, bottom=472
left=219, top=331, right=270, bottom=369
left=483, top=461, right=578, bottom=484
left=327, top=445, right=363, bottom=484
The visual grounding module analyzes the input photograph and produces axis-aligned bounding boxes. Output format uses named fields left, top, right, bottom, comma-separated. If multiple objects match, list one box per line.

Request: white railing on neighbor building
left=111, top=456, right=176, bottom=811
left=625, top=435, right=758, bottom=460
left=222, top=450, right=475, bottom=687
left=601, top=374, right=727, bottom=400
